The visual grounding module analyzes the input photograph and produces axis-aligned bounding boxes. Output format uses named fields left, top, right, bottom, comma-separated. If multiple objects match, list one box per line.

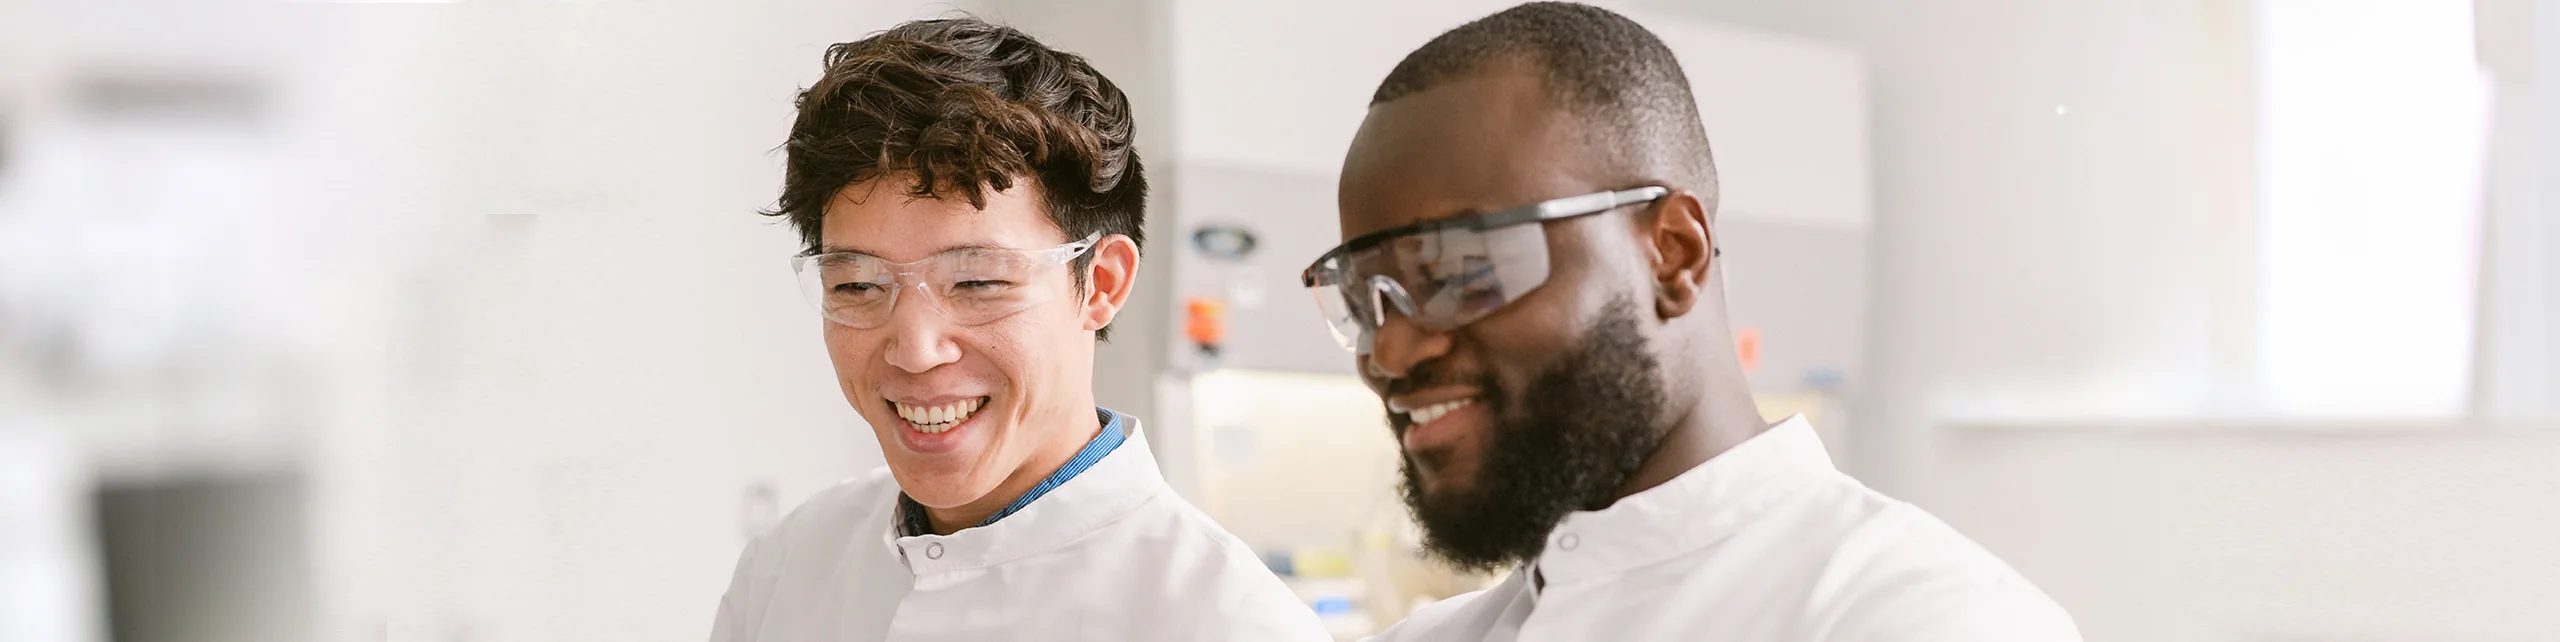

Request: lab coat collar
left=881, top=417, right=1165, bottom=577
left=1531, top=415, right=1834, bottom=587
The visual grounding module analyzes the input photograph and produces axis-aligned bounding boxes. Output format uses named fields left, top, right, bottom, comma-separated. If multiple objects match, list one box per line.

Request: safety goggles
left=792, top=232, right=1102, bottom=329
left=1300, top=187, right=1674, bottom=354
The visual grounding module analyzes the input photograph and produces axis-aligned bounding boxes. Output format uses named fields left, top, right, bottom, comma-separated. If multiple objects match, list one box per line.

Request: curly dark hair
left=768, top=17, right=1147, bottom=336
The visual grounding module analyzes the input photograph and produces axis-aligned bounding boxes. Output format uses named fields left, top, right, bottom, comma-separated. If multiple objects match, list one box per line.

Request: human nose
left=1359, top=279, right=1452, bottom=381
left=881, top=278, right=961, bottom=374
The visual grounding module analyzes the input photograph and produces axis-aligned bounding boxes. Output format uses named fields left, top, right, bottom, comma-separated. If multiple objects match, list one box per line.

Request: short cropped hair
left=1374, top=2, right=1717, bottom=209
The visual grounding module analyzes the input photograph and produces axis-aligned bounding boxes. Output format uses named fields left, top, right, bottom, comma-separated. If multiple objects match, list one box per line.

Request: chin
left=876, top=436, right=996, bottom=506
left=892, top=466, right=1000, bottom=508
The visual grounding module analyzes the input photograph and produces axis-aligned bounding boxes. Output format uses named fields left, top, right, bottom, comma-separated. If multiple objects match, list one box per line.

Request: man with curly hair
left=709, top=17, right=1326, bottom=642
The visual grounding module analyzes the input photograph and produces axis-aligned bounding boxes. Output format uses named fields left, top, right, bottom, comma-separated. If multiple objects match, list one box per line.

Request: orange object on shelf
left=1186, top=297, right=1228, bottom=347
left=1735, top=326, right=1762, bottom=373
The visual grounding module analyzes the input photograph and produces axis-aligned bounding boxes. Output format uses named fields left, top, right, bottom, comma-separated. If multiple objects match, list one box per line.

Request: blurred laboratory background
left=0, top=0, right=2553, bottom=640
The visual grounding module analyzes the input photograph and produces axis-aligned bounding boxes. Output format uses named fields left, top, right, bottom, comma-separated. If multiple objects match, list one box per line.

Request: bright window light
left=2254, top=0, right=2491, bottom=418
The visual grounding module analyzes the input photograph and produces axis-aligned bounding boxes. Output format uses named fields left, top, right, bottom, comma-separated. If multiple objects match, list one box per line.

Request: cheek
left=1010, top=296, right=1091, bottom=349
left=816, top=327, right=882, bottom=414
left=1461, top=293, right=1588, bottom=401
left=955, top=316, right=1048, bottom=381
left=1470, top=290, right=1578, bottom=350
left=821, top=325, right=876, bottom=376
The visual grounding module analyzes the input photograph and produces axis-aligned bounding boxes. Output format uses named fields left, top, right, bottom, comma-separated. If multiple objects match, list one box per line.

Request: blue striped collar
left=897, top=407, right=1130, bottom=536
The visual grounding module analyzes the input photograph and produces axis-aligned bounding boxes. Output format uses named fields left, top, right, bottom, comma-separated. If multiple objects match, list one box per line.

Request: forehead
left=818, top=177, right=1063, bottom=261
left=1337, top=65, right=1612, bottom=240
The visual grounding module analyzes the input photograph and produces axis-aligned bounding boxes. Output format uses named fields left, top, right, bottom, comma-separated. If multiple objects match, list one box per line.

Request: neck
left=924, top=401, right=1104, bottom=535
left=1608, top=364, right=1770, bottom=504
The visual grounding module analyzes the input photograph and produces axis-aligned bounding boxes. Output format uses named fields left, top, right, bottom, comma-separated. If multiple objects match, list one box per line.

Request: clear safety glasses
left=1300, top=187, right=1674, bottom=354
left=792, top=232, right=1102, bottom=329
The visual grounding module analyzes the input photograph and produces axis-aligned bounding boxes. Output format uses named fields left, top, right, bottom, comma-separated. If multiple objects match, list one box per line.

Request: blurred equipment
left=1190, top=224, right=1260, bottom=261
left=94, top=474, right=311, bottom=642
left=0, top=12, right=347, bottom=642
left=1188, top=369, right=1494, bottom=641
left=70, top=71, right=266, bottom=127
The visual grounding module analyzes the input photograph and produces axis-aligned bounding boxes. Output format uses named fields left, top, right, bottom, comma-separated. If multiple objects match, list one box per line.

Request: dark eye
left=834, top=282, right=883, bottom=294
left=954, top=280, right=1011, bottom=291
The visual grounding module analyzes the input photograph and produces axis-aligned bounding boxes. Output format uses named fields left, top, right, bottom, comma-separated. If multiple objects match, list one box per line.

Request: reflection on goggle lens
left=1302, top=187, right=1672, bottom=353
left=792, top=232, right=1102, bottom=329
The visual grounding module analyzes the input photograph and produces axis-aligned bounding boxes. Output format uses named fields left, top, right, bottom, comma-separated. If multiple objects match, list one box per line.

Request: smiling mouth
left=892, top=397, right=988, bottom=434
left=1403, top=397, right=1476, bottom=427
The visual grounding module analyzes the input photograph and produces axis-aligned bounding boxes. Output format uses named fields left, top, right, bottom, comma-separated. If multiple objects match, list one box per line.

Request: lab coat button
left=1557, top=533, right=1580, bottom=551
left=925, top=542, right=945, bottom=560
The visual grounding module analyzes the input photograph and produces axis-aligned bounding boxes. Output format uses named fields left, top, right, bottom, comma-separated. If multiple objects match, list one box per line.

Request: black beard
left=1397, top=296, right=1669, bottom=572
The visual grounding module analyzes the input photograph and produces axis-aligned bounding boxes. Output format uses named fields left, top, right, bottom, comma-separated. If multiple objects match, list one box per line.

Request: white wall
left=1166, top=0, right=1871, bottom=230
left=285, top=3, right=957, bottom=640
left=1654, top=0, right=2560, bottom=639
left=1928, top=423, right=2560, bottom=642
left=0, top=432, right=100, bottom=642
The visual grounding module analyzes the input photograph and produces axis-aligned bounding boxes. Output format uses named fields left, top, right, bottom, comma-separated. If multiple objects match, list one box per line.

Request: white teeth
left=1406, top=398, right=1474, bottom=426
left=893, top=398, right=985, bottom=434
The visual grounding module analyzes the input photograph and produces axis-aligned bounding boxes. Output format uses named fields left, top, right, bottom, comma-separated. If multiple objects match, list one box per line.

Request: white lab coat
left=711, top=421, right=1330, bottom=642
left=1368, top=416, right=2081, bottom=642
